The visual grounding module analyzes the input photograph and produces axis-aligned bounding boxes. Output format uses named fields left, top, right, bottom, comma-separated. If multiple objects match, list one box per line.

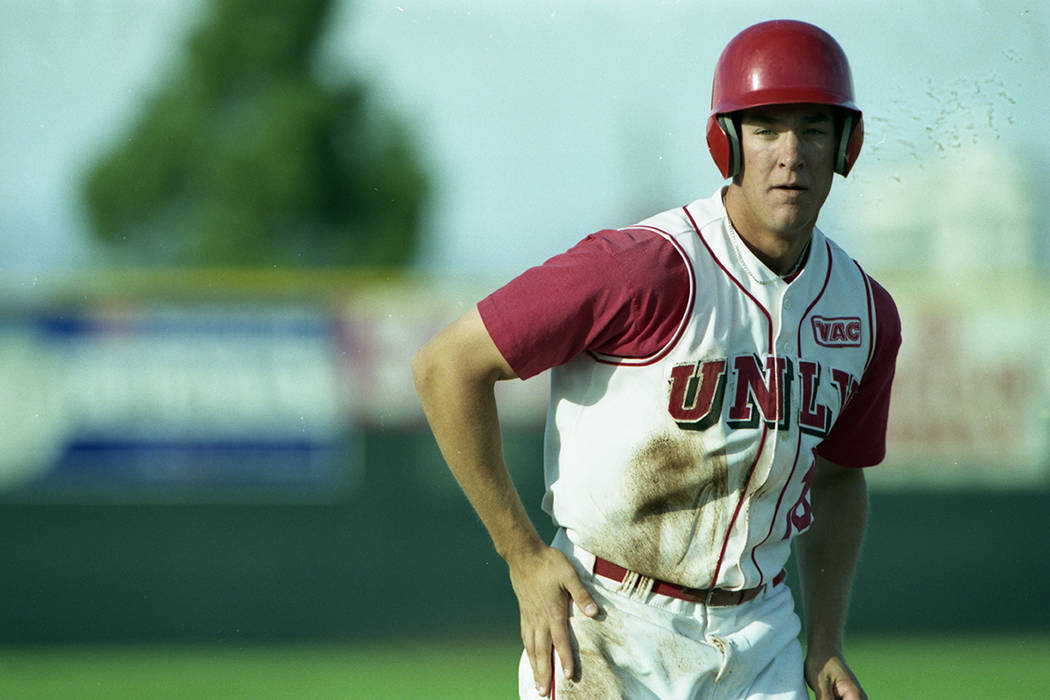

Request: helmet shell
left=706, top=20, right=864, bottom=178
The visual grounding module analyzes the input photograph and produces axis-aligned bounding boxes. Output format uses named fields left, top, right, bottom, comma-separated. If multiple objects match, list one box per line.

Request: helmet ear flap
left=706, top=114, right=742, bottom=179
left=837, top=113, right=864, bottom=176
left=711, top=109, right=863, bottom=178
left=720, top=116, right=742, bottom=179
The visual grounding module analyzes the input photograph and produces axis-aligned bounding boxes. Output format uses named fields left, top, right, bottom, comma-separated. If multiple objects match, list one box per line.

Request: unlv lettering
left=667, top=360, right=727, bottom=430
left=668, top=355, right=856, bottom=437
left=830, top=368, right=859, bottom=410
left=727, top=355, right=792, bottom=430
left=798, top=360, right=831, bottom=437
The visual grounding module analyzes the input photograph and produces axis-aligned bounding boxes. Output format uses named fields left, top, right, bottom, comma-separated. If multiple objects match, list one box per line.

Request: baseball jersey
left=480, top=189, right=900, bottom=591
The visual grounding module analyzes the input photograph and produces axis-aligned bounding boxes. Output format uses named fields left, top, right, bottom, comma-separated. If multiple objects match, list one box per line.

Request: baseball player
left=414, top=19, right=899, bottom=700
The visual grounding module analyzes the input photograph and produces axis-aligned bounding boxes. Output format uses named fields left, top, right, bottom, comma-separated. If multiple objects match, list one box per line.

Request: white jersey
left=544, top=190, right=880, bottom=591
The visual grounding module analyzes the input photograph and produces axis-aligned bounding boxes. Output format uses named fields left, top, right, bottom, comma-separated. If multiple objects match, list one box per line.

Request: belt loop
left=635, top=575, right=655, bottom=601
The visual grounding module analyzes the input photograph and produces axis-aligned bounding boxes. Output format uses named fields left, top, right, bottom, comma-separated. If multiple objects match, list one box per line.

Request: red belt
left=593, top=557, right=786, bottom=607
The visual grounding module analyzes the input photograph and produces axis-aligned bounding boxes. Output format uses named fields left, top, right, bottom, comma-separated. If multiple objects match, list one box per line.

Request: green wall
left=1, top=428, right=1047, bottom=643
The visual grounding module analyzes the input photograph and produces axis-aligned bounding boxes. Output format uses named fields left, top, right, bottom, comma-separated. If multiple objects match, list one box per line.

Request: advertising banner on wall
left=0, top=303, right=358, bottom=501
left=874, top=274, right=1050, bottom=488
left=1, top=270, right=1046, bottom=498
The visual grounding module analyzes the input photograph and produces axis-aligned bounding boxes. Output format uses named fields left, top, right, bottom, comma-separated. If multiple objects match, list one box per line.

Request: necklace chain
left=728, top=224, right=810, bottom=285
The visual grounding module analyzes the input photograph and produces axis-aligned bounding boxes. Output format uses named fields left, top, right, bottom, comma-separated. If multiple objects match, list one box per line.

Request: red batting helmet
left=706, top=20, right=864, bottom=178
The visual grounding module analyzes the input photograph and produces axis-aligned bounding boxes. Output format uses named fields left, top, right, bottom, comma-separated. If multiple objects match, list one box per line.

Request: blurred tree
left=82, top=0, right=427, bottom=267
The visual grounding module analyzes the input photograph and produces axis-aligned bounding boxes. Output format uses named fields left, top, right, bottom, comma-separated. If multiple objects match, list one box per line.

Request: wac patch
left=811, top=316, right=862, bottom=347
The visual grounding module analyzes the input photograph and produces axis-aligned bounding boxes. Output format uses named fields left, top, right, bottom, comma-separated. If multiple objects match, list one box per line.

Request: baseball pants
left=518, top=529, right=808, bottom=699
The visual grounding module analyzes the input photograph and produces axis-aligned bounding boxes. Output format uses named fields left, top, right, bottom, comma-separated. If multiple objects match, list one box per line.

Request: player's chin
left=765, top=210, right=815, bottom=236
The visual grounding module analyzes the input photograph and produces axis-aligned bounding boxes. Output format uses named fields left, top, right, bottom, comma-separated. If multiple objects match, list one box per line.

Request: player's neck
left=733, top=228, right=812, bottom=277
left=722, top=187, right=814, bottom=276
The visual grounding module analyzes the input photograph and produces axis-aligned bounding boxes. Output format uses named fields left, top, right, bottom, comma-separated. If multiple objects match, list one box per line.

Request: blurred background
left=1, top=0, right=1048, bottom=696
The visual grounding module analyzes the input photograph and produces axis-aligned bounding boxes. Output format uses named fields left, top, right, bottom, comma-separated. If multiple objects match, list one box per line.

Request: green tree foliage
left=82, top=0, right=427, bottom=267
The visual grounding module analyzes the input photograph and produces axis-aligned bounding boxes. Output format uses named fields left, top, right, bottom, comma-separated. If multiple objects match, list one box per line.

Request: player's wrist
left=494, top=526, right=547, bottom=566
left=804, top=637, right=846, bottom=665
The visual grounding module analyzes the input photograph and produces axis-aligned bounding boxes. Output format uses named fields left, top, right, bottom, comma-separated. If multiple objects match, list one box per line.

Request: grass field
left=2, top=634, right=1047, bottom=699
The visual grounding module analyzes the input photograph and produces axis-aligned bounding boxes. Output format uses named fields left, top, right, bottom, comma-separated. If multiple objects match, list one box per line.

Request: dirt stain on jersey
left=597, top=432, right=731, bottom=585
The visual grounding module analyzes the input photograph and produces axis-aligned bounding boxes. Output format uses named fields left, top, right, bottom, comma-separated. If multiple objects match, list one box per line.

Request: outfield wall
left=0, top=270, right=1047, bottom=642
left=1, top=427, right=1048, bottom=644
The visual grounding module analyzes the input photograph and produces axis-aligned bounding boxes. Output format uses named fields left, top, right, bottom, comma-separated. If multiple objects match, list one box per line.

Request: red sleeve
left=814, top=277, right=902, bottom=467
left=477, top=228, right=691, bottom=380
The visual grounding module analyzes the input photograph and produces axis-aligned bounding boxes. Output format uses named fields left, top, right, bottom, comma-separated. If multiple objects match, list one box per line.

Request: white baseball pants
left=517, top=529, right=808, bottom=699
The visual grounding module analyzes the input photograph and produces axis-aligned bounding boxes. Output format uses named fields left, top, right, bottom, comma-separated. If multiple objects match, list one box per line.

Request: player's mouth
left=770, top=184, right=810, bottom=200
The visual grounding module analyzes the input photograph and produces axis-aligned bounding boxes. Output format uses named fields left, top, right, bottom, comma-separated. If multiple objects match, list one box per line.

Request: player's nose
left=777, top=131, right=805, bottom=170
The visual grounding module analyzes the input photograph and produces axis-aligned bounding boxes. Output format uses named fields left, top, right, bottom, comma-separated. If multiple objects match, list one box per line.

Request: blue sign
left=0, top=304, right=359, bottom=501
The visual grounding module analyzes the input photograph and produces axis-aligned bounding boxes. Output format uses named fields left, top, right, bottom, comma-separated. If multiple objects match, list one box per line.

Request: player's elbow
left=413, top=309, right=517, bottom=400
left=411, top=339, right=442, bottom=397
left=411, top=333, right=470, bottom=400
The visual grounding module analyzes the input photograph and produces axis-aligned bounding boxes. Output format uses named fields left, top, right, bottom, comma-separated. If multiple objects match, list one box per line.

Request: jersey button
left=783, top=298, right=792, bottom=310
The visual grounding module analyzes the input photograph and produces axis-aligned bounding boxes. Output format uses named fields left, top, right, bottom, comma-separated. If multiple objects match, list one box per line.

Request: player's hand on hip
left=507, top=545, right=600, bottom=697
left=805, top=652, right=868, bottom=700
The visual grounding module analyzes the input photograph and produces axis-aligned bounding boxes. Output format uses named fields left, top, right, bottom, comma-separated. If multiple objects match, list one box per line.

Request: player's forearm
left=412, top=333, right=545, bottom=563
left=794, top=460, right=868, bottom=655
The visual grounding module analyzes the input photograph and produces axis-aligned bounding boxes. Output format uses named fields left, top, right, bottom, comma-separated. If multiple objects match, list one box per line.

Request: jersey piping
left=588, top=225, right=696, bottom=367
left=855, top=260, right=878, bottom=374
left=683, top=205, right=776, bottom=354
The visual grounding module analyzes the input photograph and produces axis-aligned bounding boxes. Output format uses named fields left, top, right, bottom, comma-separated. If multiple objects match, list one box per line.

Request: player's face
left=732, top=104, right=837, bottom=240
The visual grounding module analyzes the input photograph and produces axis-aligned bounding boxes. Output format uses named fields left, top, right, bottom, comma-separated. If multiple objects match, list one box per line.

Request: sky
left=1, top=0, right=1046, bottom=293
